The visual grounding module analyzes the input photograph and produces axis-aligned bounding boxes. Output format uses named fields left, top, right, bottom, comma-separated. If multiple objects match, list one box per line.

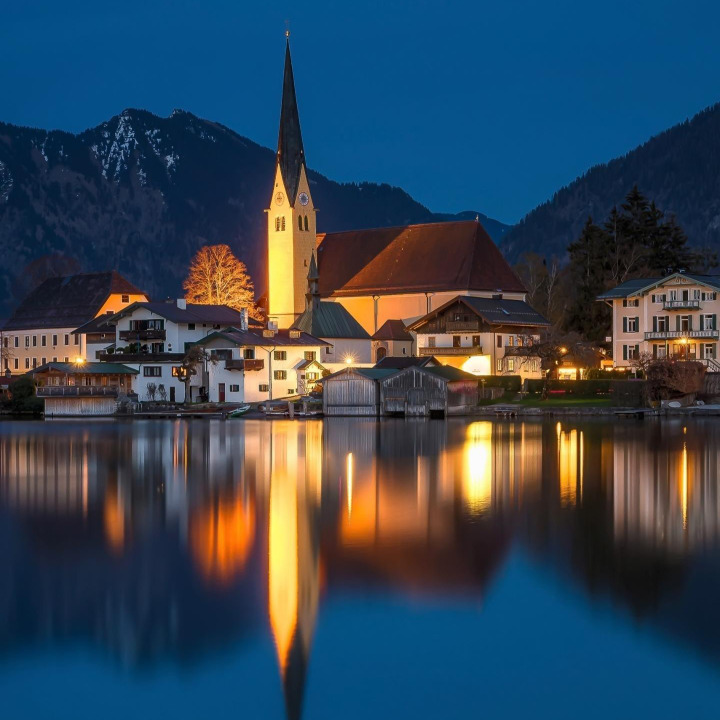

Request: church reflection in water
left=1, top=417, right=720, bottom=717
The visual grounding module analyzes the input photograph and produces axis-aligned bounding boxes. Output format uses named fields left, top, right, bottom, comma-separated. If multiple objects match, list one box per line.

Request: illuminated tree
left=0, top=331, right=12, bottom=373
left=183, top=244, right=256, bottom=315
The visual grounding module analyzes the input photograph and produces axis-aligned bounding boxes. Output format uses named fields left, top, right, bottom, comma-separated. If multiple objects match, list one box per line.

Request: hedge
left=476, top=375, right=522, bottom=392
left=525, top=379, right=644, bottom=399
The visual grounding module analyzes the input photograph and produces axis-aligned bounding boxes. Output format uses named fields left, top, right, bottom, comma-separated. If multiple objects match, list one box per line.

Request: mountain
left=0, top=109, right=508, bottom=319
left=502, top=103, right=720, bottom=263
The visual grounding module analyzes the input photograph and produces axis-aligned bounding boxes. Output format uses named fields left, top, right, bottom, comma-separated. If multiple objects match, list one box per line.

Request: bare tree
left=178, top=345, right=217, bottom=404
left=627, top=351, right=654, bottom=378
left=146, top=382, right=157, bottom=401
left=157, top=384, right=168, bottom=402
left=183, top=244, right=256, bottom=315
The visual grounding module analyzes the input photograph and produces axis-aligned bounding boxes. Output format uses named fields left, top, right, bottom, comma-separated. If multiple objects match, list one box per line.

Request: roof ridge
left=317, top=218, right=478, bottom=241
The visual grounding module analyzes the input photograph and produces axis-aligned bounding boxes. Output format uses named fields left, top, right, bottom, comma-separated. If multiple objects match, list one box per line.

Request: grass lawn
left=516, top=397, right=615, bottom=408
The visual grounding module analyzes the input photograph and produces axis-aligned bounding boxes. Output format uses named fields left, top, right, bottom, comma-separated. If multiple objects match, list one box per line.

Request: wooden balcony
left=445, top=321, right=480, bottom=331
left=37, top=386, right=125, bottom=398
left=98, top=352, right=185, bottom=363
left=244, top=359, right=265, bottom=371
left=419, top=346, right=481, bottom=356
left=119, top=329, right=166, bottom=341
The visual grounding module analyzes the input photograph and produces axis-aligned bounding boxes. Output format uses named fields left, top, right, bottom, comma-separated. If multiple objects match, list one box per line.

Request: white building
left=408, top=295, right=550, bottom=380
left=77, top=299, right=249, bottom=403
left=598, top=272, right=720, bottom=370
left=196, top=327, right=329, bottom=402
left=1, top=271, right=147, bottom=375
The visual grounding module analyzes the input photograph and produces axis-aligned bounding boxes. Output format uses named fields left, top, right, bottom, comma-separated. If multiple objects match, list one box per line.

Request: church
left=267, top=38, right=547, bottom=375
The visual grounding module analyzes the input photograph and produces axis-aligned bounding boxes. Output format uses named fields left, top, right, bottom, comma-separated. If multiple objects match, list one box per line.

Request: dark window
left=14, top=336, right=18, bottom=348
left=304, top=351, right=316, bottom=361
left=74, top=335, right=79, bottom=346
left=243, top=348, right=255, bottom=359
left=121, top=294, right=129, bottom=303
left=274, top=350, right=287, bottom=360
left=32, top=336, right=37, bottom=347
left=52, top=334, right=58, bottom=345
left=41, top=357, right=46, bottom=366
left=229, top=384, right=240, bottom=392
left=259, top=384, right=269, bottom=392
left=64, top=334, right=69, bottom=345
left=298, top=215, right=303, bottom=231
left=497, top=335, right=502, bottom=348
left=472, top=335, right=481, bottom=347
left=14, top=359, right=19, bottom=370
left=281, top=216, right=286, bottom=231
left=304, top=215, right=309, bottom=231
left=143, top=366, right=162, bottom=377
left=453, top=336, right=461, bottom=348
left=274, top=370, right=287, bottom=380
left=41, top=335, right=46, bottom=347
left=188, top=323, right=195, bottom=330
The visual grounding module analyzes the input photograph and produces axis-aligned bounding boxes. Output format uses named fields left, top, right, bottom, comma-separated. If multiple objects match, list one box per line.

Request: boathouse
left=30, top=361, right=138, bottom=416
left=379, top=365, right=478, bottom=417
left=322, top=367, right=393, bottom=416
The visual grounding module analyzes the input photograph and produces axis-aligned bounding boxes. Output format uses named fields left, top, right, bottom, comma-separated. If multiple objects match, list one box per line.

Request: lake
left=0, top=417, right=719, bottom=719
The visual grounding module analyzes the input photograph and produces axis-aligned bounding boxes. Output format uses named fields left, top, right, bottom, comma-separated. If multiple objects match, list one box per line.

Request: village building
left=30, top=361, right=138, bottom=416
left=373, top=355, right=438, bottom=370
left=1, top=271, right=147, bottom=375
left=195, top=326, right=329, bottom=402
left=290, top=253, right=373, bottom=371
left=265, top=39, right=542, bottom=360
left=407, top=295, right=550, bottom=380
left=77, top=299, right=249, bottom=402
left=379, top=365, right=479, bottom=417
left=372, top=319, right=414, bottom=362
left=598, top=273, right=720, bottom=370
left=322, top=367, right=394, bottom=416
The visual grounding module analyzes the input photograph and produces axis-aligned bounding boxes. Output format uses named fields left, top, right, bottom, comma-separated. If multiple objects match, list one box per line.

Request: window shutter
left=623, top=317, right=627, bottom=333
left=635, top=345, right=639, bottom=356
left=689, top=316, right=693, bottom=331
left=653, top=345, right=657, bottom=359
left=623, top=345, right=627, bottom=361
left=700, top=316, right=705, bottom=331
left=652, top=316, right=657, bottom=332
left=713, top=314, right=718, bottom=331
left=635, top=316, right=639, bottom=329
left=675, top=315, right=680, bottom=332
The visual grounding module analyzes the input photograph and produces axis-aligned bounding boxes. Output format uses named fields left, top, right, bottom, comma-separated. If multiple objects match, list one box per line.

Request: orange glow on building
left=190, top=495, right=256, bottom=586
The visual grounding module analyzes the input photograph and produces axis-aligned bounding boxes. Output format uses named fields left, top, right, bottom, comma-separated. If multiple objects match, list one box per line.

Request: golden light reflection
left=190, top=496, right=255, bottom=586
left=558, top=425, right=582, bottom=506
left=681, top=442, right=689, bottom=531
left=463, top=422, right=492, bottom=514
left=103, top=489, right=125, bottom=554
left=268, top=441, right=299, bottom=672
left=346, top=452, right=354, bottom=518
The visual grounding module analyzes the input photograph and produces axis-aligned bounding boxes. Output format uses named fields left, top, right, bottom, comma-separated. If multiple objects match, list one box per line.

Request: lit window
left=274, top=370, right=287, bottom=380
left=243, top=348, right=255, bottom=359
left=304, top=351, right=316, bottom=361
left=274, top=350, right=287, bottom=360
left=507, top=358, right=515, bottom=372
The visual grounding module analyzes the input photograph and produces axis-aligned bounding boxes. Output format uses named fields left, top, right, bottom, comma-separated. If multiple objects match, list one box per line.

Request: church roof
left=276, top=40, right=305, bottom=206
left=316, top=220, right=526, bottom=297
left=291, top=300, right=370, bottom=340
left=3, top=271, right=145, bottom=331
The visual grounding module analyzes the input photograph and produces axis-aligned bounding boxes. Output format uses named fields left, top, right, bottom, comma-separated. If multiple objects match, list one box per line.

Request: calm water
left=0, top=417, right=719, bottom=719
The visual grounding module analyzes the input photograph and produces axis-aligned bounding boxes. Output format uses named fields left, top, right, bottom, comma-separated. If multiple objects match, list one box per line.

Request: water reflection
left=1, top=418, right=720, bottom=717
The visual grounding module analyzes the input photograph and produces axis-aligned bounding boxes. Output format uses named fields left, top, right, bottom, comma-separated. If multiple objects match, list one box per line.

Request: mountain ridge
left=0, top=108, right=508, bottom=319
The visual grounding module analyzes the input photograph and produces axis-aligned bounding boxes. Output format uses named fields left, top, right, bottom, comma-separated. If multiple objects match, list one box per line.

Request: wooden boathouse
left=379, top=365, right=478, bottom=417
left=322, top=367, right=393, bottom=416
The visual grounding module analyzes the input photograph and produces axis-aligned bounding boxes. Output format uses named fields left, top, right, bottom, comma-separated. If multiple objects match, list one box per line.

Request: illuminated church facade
left=267, top=39, right=548, bottom=377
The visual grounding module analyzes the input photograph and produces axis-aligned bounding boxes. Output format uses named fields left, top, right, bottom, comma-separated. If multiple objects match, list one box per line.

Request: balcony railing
left=37, top=386, right=125, bottom=397
left=119, top=329, right=166, bottom=341
left=98, top=352, right=185, bottom=363
left=419, top=346, right=483, bottom=356
left=244, top=359, right=264, bottom=371
left=445, top=321, right=480, bottom=331
left=663, top=300, right=700, bottom=310
left=644, top=329, right=719, bottom=340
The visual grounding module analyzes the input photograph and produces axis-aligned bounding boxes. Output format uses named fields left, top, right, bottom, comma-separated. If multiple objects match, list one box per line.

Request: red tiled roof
left=316, top=220, right=526, bottom=297
left=372, top=319, right=412, bottom=341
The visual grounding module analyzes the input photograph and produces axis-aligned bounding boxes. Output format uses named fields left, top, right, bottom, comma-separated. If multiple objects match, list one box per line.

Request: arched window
left=298, top=215, right=303, bottom=231
left=376, top=346, right=387, bottom=362
left=281, top=216, right=286, bottom=231
left=275, top=217, right=280, bottom=231
left=304, top=215, right=309, bottom=231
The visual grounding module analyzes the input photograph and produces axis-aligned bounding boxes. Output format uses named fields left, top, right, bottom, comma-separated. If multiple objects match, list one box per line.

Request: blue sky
left=2, top=0, right=719, bottom=223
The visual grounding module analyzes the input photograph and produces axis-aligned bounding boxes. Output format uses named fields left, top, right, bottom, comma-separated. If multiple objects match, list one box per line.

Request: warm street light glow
left=74, top=356, right=85, bottom=365
left=344, top=354, right=355, bottom=365
left=559, top=346, right=568, bottom=354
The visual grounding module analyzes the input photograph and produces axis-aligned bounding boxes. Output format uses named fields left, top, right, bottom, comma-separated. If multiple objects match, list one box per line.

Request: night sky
left=2, top=0, right=719, bottom=223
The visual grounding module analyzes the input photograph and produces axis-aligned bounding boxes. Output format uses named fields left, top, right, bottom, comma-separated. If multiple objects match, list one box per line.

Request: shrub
left=476, top=375, right=522, bottom=392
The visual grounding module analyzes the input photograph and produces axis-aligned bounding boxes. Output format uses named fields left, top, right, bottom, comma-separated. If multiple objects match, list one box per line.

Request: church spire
left=277, top=37, right=305, bottom=205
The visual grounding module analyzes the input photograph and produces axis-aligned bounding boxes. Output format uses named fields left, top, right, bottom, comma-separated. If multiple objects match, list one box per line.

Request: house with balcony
left=75, top=299, right=249, bottom=402
left=30, top=361, right=138, bottom=416
left=597, top=273, right=720, bottom=370
left=194, top=326, right=329, bottom=402
left=406, top=295, right=550, bottom=379
left=1, top=271, right=147, bottom=375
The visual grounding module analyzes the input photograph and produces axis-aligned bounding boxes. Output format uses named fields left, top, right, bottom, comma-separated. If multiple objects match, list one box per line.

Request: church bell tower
left=267, top=35, right=317, bottom=329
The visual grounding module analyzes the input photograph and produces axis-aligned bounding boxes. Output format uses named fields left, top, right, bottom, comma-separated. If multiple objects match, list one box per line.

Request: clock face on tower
left=275, top=192, right=284, bottom=205
left=298, top=192, right=309, bottom=206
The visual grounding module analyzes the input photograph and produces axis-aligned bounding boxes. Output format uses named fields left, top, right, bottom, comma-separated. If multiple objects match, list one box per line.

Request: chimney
left=176, top=299, right=187, bottom=310
left=240, top=307, right=248, bottom=332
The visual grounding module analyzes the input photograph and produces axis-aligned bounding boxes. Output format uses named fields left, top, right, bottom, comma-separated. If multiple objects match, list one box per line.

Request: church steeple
left=277, top=38, right=305, bottom=206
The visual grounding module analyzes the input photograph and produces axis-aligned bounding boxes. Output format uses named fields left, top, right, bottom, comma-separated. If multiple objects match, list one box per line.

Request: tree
left=0, top=331, right=12, bottom=374
left=178, top=345, right=217, bottom=404
left=183, top=244, right=256, bottom=315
